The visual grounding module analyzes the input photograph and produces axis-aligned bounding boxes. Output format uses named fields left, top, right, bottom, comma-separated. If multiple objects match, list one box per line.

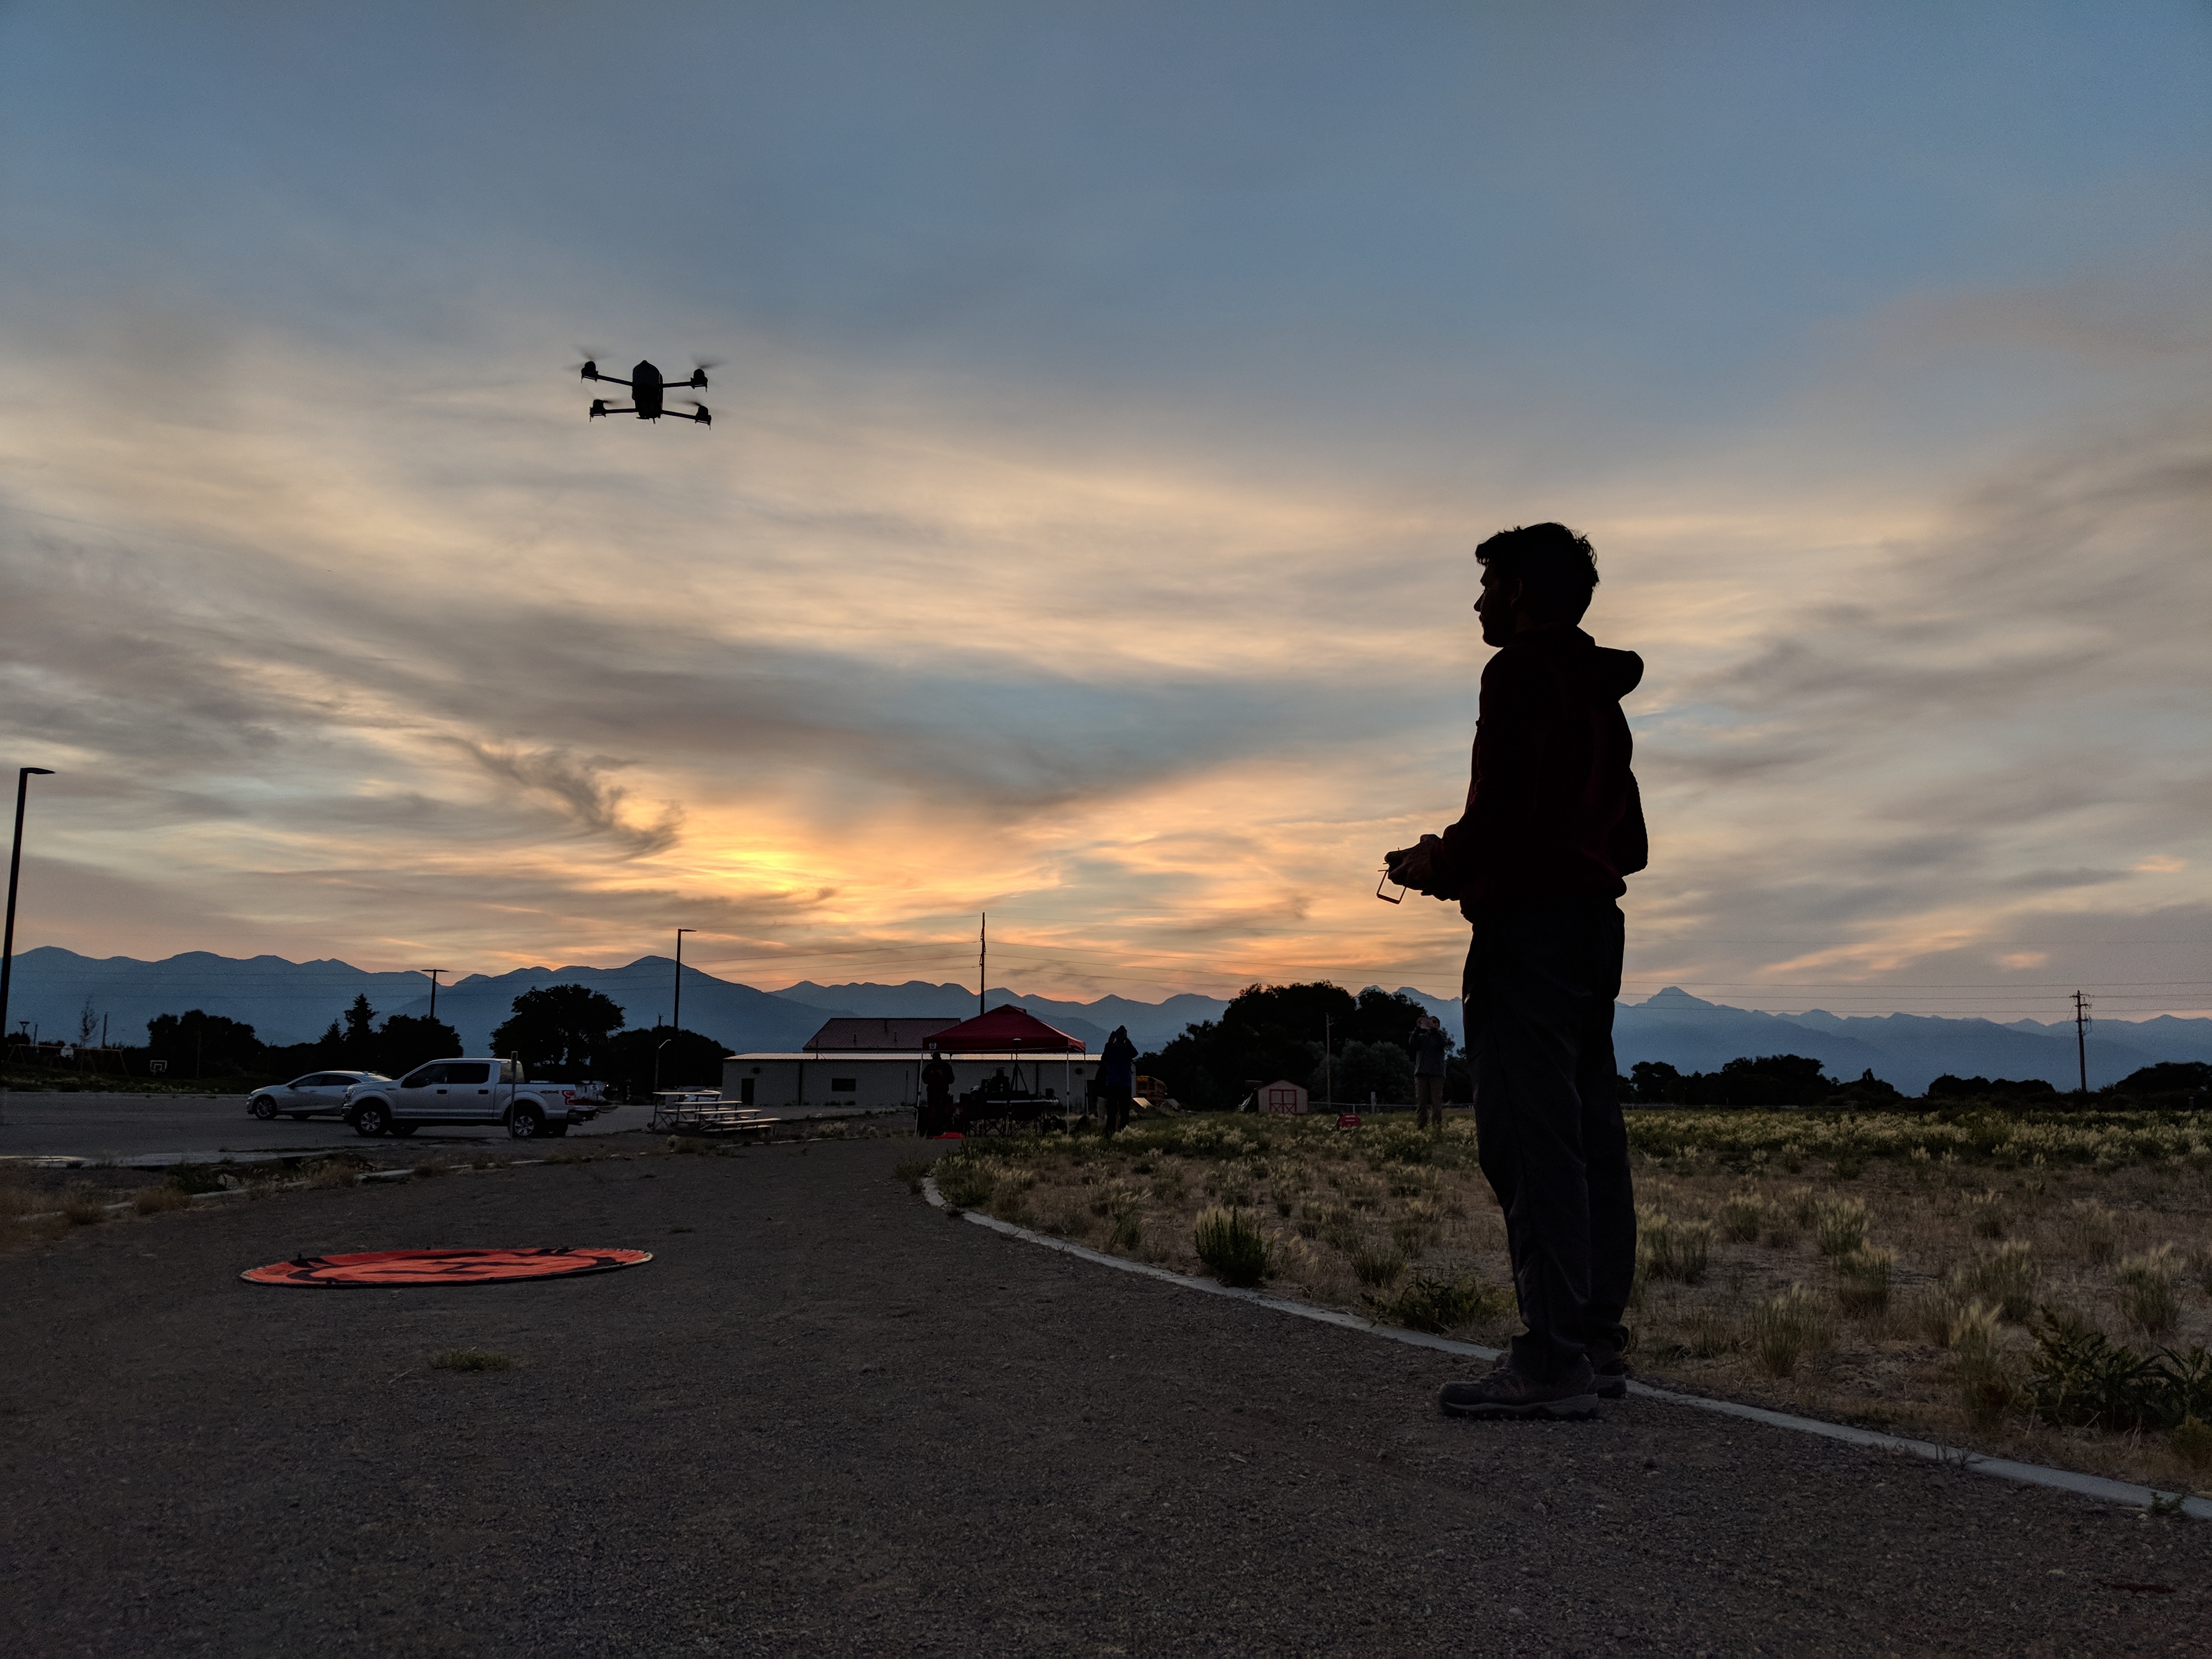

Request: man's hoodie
left=1430, top=624, right=1647, bottom=911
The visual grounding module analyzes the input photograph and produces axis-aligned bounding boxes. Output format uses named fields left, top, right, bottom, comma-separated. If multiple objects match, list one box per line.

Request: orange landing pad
left=241, top=1247, right=652, bottom=1287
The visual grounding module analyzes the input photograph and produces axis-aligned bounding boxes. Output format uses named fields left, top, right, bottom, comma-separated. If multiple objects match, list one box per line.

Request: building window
left=830, top=1077, right=857, bottom=1093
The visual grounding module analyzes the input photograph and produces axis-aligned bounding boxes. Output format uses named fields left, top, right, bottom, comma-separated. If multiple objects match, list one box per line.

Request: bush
left=1958, top=1241, right=2039, bottom=1322
left=1350, top=1244, right=1407, bottom=1288
left=892, top=1158, right=934, bottom=1194
left=60, top=1185, right=113, bottom=1226
left=2117, top=1245, right=2180, bottom=1334
left=1719, top=1192, right=1767, bottom=1243
left=1835, top=1246, right=1894, bottom=1316
left=2059, top=1199, right=2118, bottom=1263
left=2025, top=1311, right=2173, bottom=1431
left=1813, top=1195, right=1869, bottom=1257
left=934, top=1159, right=997, bottom=1211
left=1638, top=1207, right=1712, bottom=1284
left=1966, top=1190, right=2007, bottom=1239
left=1951, top=1301, right=2016, bottom=1428
left=1377, top=1274, right=1511, bottom=1334
left=1752, top=1284, right=1829, bottom=1379
left=132, top=1185, right=191, bottom=1215
left=1194, top=1207, right=1270, bottom=1287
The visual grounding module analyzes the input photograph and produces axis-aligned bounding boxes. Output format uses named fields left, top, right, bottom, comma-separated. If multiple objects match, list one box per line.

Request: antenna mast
left=979, top=913, right=987, bottom=1017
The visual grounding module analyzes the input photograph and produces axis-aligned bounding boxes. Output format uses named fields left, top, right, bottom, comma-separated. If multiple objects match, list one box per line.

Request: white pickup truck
left=343, top=1059, right=608, bottom=1141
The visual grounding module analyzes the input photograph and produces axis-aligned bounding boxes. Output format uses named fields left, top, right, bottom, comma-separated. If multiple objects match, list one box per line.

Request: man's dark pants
left=1463, top=893, right=1636, bottom=1381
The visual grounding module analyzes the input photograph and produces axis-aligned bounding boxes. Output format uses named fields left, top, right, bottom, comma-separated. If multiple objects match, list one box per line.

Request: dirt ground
left=2, top=1133, right=2205, bottom=1656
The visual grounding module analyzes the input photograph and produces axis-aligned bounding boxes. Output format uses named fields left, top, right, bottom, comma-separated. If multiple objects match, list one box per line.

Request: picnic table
left=650, top=1089, right=782, bottom=1136
left=956, top=1093, right=1063, bottom=1137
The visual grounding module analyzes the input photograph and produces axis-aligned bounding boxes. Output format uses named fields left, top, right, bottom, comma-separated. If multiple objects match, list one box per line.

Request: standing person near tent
left=919, top=1046, right=956, bottom=1137
left=1098, top=1025, right=1139, bottom=1138
left=1385, top=522, right=1647, bottom=1423
left=1409, top=1015, right=1451, bottom=1132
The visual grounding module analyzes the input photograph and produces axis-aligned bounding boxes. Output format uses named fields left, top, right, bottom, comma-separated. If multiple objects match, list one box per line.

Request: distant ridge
left=6, top=950, right=2207, bottom=1094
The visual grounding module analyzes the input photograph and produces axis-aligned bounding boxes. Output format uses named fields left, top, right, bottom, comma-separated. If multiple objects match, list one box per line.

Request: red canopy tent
left=924, top=1005, right=1084, bottom=1054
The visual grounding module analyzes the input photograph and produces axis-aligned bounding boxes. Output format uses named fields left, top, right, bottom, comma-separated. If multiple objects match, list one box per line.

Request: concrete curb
left=922, top=1175, right=2211, bottom=1521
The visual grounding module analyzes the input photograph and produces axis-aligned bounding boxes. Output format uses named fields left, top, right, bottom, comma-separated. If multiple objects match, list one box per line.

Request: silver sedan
left=248, top=1070, right=391, bottom=1120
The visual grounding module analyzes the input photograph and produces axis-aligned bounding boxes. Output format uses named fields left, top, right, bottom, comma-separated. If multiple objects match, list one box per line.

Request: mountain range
left=7, top=947, right=2208, bottom=1095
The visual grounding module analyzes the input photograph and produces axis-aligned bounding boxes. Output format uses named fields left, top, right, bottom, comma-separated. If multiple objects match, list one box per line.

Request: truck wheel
left=250, top=1096, right=279, bottom=1120
left=352, top=1102, right=391, bottom=1137
left=507, top=1104, right=544, bottom=1139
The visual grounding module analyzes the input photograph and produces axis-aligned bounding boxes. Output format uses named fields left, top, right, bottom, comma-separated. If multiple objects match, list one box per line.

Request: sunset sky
left=2, top=3, right=2207, bottom=1024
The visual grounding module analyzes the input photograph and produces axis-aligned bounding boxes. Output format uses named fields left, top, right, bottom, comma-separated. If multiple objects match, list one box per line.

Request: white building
left=723, top=1006, right=1099, bottom=1117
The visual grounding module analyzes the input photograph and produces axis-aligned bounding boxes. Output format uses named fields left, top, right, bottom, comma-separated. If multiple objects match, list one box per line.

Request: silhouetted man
left=1386, top=522, right=1646, bottom=1420
left=1098, top=1025, right=1139, bottom=1138
left=1409, top=1015, right=1450, bottom=1132
left=920, top=1047, right=955, bottom=1137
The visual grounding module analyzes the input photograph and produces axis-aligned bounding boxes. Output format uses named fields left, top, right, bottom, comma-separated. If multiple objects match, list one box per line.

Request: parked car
left=249, top=1070, right=391, bottom=1121
left=342, top=1059, right=610, bottom=1140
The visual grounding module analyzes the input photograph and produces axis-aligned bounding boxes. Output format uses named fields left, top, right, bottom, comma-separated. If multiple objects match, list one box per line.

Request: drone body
left=583, top=359, right=710, bottom=425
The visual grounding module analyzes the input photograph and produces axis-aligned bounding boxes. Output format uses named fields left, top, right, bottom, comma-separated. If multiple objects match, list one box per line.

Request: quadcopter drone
left=580, top=358, right=711, bottom=425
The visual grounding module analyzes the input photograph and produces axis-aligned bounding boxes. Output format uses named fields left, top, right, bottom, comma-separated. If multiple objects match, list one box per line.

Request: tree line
left=1141, top=984, right=2212, bottom=1111
left=113, top=983, right=727, bottom=1097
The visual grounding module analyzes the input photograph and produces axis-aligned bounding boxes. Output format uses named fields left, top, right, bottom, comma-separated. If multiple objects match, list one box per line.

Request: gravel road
left=3, top=1137, right=2202, bottom=1655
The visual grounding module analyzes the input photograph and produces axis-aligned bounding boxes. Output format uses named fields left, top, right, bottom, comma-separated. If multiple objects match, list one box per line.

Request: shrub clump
left=2115, top=1245, right=2180, bottom=1334
left=1194, top=1206, right=1270, bottom=1288
left=1834, top=1246, right=1894, bottom=1316
left=1718, top=1192, right=1767, bottom=1243
left=1637, top=1207, right=1711, bottom=1284
left=1350, top=1244, right=1407, bottom=1288
left=1751, top=1284, right=1830, bottom=1379
left=1951, top=1300, right=2016, bottom=1427
left=933, top=1158, right=998, bottom=1212
left=2023, top=1310, right=2212, bottom=1433
left=1375, top=1273, right=1511, bottom=1334
left=1812, top=1195, right=1869, bottom=1257
left=1956, top=1240, right=2039, bottom=1322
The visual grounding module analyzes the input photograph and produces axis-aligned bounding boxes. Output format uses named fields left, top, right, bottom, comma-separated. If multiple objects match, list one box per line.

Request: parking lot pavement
left=3, top=1136, right=2204, bottom=1656
left=0, top=1090, right=662, bottom=1162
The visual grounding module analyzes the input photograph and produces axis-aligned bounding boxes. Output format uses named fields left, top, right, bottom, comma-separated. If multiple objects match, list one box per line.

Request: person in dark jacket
left=1408, top=1015, right=1451, bottom=1132
left=920, top=1048, right=956, bottom=1137
left=1098, top=1025, right=1139, bottom=1138
left=1386, top=522, right=1646, bottom=1421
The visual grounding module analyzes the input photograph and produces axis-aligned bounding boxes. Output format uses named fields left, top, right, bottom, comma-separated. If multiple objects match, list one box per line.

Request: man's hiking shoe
left=1588, top=1343, right=1632, bottom=1401
left=1437, top=1356, right=1600, bottom=1421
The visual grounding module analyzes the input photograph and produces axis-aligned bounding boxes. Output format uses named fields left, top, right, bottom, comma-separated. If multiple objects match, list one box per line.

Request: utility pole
left=673, top=929, right=695, bottom=1037
left=417, top=968, right=447, bottom=1022
left=0, top=766, right=57, bottom=1070
left=1323, top=1013, right=1333, bottom=1107
left=2073, top=990, right=2092, bottom=1100
left=979, top=913, right=987, bottom=1017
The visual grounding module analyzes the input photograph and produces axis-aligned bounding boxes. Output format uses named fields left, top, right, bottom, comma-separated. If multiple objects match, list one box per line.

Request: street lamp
left=417, top=968, right=447, bottom=1022
left=0, top=768, right=56, bottom=1070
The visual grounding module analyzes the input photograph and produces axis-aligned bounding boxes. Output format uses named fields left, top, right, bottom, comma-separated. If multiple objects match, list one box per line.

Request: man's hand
left=1384, top=835, right=1443, bottom=895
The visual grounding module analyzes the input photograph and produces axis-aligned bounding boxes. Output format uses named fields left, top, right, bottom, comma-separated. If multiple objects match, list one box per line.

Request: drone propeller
left=569, top=346, right=610, bottom=381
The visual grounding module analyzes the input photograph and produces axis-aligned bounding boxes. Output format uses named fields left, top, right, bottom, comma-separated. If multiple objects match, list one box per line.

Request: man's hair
left=1474, top=522, right=1598, bottom=623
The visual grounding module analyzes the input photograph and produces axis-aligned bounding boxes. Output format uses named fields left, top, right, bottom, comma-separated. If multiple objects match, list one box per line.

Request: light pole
left=0, top=768, right=56, bottom=1071
left=417, top=968, right=446, bottom=1022
left=672, top=929, right=695, bottom=1037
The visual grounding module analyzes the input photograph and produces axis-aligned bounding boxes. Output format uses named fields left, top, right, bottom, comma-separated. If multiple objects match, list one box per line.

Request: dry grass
left=941, top=1107, right=2212, bottom=1494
